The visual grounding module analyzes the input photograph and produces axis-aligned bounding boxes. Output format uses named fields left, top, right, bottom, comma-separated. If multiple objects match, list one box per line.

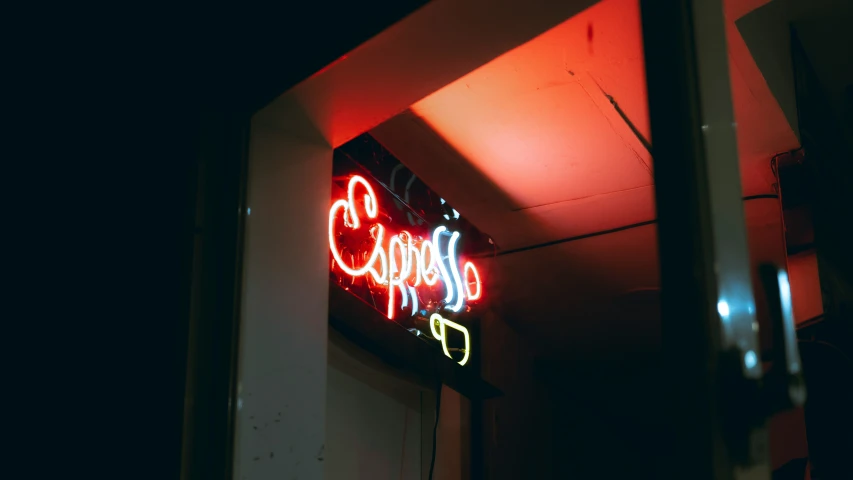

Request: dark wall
left=792, top=29, right=853, bottom=346
left=48, top=3, right=429, bottom=479
left=542, top=356, right=666, bottom=479
left=791, top=28, right=853, bottom=480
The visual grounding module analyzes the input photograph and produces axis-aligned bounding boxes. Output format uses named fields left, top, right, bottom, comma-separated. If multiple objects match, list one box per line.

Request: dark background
left=12, top=2, right=852, bottom=478
left=16, top=3, right=428, bottom=478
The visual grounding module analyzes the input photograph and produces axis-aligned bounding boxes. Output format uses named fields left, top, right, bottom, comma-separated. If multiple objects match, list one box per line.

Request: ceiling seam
left=484, top=194, right=779, bottom=257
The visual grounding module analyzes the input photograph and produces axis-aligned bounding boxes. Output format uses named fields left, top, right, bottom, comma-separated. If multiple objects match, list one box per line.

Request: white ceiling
left=371, top=0, right=804, bottom=356
left=398, top=0, right=653, bottom=213
left=255, top=0, right=599, bottom=146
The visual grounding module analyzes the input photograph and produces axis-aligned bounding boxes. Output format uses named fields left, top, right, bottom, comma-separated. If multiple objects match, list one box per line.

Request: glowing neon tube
left=429, top=313, right=471, bottom=366
left=329, top=175, right=483, bottom=320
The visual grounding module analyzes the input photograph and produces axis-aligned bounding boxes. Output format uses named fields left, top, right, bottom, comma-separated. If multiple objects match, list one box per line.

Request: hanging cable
left=428, top=382, right=442, bottom=480
left=398, top=408, right=409, bottom=480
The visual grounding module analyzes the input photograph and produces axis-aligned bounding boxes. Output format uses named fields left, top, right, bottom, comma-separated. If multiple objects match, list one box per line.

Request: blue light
left=717, top=300, right=730, bottom=318
left=744, top=350, right=757, bottom=369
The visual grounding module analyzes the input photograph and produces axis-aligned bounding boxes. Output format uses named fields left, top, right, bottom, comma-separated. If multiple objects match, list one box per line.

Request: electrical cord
left=428, top=382, right=442, bottom=480
left=398, top=408, right=408, bottom=480
left=798, top=339, right=853, bottom=370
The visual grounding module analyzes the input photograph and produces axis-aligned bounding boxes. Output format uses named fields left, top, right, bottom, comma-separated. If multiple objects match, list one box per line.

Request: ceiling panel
left=372, top=111, right=658, bottom=250
left=411, top=0, right=653, bottom=210
left=367, top=0, right=806, bottom=355
left=413, top=82, right=653, bottom=210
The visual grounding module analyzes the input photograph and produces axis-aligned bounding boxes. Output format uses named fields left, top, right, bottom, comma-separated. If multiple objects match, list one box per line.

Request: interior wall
left=233, top=116, right=332, bottom=480
left=480, top=309, right=553, bottom=479
left=325, top=366, right=422, bottom=480
left=326, top=327, right=468, bottom=480
left=542, top=355, right=665, bottom=478
left=793, top=24, right=853, bottom=350
left=433, top=386, right=467, bottom=480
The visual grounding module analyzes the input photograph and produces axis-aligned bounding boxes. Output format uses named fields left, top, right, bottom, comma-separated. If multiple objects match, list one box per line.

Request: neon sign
left=329, top=175, right=481, bottom=365
left=430, top=313, right=471, bottom=366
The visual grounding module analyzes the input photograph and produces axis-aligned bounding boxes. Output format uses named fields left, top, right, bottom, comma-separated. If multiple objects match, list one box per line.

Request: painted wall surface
left=480, top=309, right=553, bottom=480
left=325, top=329, right=468, bottom=480
left=433, top=386, right=467, bottom=480
left=325, top=366, right=422, bottom=480
left=545, top=357, right=666, bottom=478
left=233, top=119, right=333, bottom=480
left=233, top=105, right=473, bottom=480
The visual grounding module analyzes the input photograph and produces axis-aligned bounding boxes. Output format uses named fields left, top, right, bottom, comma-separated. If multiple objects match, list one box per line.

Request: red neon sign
left=329, top=175, right=482, bottom=319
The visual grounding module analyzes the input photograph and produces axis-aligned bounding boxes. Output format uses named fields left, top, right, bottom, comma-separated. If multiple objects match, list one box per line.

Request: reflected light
left=717, top=300, right=730, bottom=318
left=778, top=270, right=792, bottom=305
left=744, top=350, right=757, bottom=369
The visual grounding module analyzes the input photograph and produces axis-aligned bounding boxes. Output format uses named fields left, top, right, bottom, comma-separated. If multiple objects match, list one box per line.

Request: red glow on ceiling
left=411, top=0, right=652, bottom=211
